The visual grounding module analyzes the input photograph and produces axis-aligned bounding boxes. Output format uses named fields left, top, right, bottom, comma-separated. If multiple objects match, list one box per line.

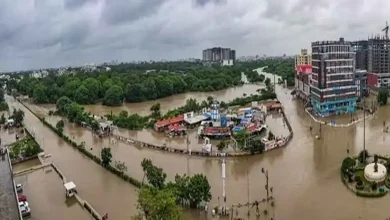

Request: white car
left=19, top=201, right=29, bottom=208
left=20, top=205, right=31, bottom=217
left=16, top=184, right=23, bottom=193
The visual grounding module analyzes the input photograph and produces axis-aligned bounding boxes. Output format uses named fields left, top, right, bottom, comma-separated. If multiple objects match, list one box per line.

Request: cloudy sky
left=0, top=0, right=389, bottom=71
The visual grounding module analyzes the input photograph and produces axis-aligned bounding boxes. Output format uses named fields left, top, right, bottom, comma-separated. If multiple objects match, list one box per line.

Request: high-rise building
left=295, top=49, right=312, bottom=66
left=310, top=38, right=358, bottom=117
left=202, top=47, right=236, bottom=63
left=353, top=37, right=390, bottom=87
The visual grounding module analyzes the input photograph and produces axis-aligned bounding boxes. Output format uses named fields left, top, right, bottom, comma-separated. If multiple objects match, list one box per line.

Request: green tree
left=264, top=78, right=272, bottom=91
left=217, top=140, right=227, bottom=152
left=56, top=96, right=73, bottom=114
left=141, top=158, right=167, bottom=189
left=134, top=187, right=182, bottom=220
left=246, top=140, right=265, bottom=153
left=0, top=102, right=8, bottom=111
left=358, top=149, right=370, bottom=164
left=12, top=109, right=24, bottom=126
left=103, top=85, right=124, bottom=106
left=74, top=85, right=91, bottom=104
left=33, top=84, right=47, bottom=103
left=150, top=103, right=161, bottom=119
left=66, top=103, right=85, bottom=122
left=182, top=98, right=201, bottom=113
left=101, top=147, right=112, bottom=167
left=378, top=88, right=388, bottom=105
left=56, top=120, right=65, bottom=133
left=82, top=78, right=101, bottom=99
left=0, top=113, right=5, bottom=124
left=234, top=129, right=250, bottom=149
left=186, top=174, right=212, bottom=207
left=268, top=131, right=275, bottom=140
left=62, top=79, right=81, bottom=100
left=114, top=160, right=128, bottom=174
left=91, top=120, right=100, bottom=133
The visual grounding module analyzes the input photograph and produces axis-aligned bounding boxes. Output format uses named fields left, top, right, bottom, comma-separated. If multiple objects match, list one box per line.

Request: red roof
left=155, top=115, right=184, bottom=128
left=168, top=123, right=185, bottom=131
left=204, top=127, right=230, bottom=134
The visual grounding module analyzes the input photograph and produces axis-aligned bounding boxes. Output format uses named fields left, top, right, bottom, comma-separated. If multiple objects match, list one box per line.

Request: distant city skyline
left=1, top=0, right=389, bottom=71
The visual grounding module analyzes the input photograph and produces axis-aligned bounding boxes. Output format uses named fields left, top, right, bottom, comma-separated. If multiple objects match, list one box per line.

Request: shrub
left=341, top=157, right=356, bottom=174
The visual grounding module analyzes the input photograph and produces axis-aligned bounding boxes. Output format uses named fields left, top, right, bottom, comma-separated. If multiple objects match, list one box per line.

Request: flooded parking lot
left=14, top=167, right=91, bottom=220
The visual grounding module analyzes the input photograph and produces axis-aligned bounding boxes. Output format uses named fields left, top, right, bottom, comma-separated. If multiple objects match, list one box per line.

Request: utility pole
left=222, top=159, right=226, bottom=214
left=363, top=96, right=366, bottom=163
left=261, top=168, right=270, bottom=200
left=186, top=135, right=191, bottom=175
left=273, top=73, right=276, bottom=92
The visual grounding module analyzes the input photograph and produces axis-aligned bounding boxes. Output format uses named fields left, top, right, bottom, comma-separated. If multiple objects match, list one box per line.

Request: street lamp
left=261, top=168, right=273, bottom=201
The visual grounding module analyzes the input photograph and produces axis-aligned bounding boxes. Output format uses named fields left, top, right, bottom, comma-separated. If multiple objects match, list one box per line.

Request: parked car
left=16, top=184, right=23, bottom=193
left=19, top=201, right=29, bottom=208
left=20, top=205, right=31, bottom=217
left=18, top=194, right=27, bottom=202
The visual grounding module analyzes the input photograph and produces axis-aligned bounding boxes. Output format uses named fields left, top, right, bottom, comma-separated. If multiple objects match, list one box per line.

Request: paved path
left=305, top=108, right=372, bottom=128
left=0, top=151, right=21, bottom=220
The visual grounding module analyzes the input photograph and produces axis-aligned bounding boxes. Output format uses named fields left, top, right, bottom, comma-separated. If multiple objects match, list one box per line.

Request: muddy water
left=15, top=168, right=91, bottom=220
left=19, top=79, right=390, bottom=220
left=12, top=158, right=42, bottom=173
left=6, top=96, right=142, bottom=220
left=83, top=84, right=262, bottom=117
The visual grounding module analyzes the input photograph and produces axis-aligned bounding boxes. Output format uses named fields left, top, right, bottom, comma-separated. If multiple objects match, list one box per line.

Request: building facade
left=354, top=69, right=367, bottom=98
left=310, top=38, right=358, bottom=117
left=353, top=37, right=390, bottom=87
left=295, top=64, right=312, bottom=101
left=202, top=47, right=236, bottom=63
left=295, top=49, right=312, bottom=66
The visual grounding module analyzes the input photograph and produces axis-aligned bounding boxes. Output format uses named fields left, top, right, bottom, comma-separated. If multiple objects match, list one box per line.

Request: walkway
left=305, top=108, right=372, bottom=128
left=0, top=150, right=21, bottom=220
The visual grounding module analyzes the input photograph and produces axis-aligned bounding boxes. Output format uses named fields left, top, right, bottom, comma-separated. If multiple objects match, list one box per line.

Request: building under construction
left=352, top=22, right=390, bottom=87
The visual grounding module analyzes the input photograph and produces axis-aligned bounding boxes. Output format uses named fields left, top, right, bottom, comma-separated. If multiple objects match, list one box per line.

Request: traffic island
left=341, top=151, right=390, bottom=197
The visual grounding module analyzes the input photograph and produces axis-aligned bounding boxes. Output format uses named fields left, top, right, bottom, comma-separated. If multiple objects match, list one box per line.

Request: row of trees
left=133, top=159, right=211, bottom=219
left=8, top=65, right=246, bottom=106
left=55, top=96, right=100, bottom=132
left=6, top=60, right=290, bottom=107
left=0, top=89, right=8, bottom=111
left=262, top=59, right=295, bottom=86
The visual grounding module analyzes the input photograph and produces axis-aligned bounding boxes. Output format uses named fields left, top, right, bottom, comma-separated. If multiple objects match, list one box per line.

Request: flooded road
left=16, top=73, right=390, bottom=220
left=7, top=96, right=141, bottom=220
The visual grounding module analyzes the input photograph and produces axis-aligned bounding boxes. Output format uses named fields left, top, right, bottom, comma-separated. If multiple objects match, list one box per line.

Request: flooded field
left=14, top=168, right=91, bottom=220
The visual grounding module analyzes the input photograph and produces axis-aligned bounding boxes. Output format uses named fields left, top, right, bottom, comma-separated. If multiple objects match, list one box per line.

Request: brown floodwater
left=12, top=158, right=42, bottom=173
left=14, top=168, right=92, bottom=220
left=11, top=78, right=390, bottom=220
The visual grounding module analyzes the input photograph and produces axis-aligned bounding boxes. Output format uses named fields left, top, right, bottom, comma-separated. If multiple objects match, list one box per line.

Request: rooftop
left=0, top=150, right=21, bottom=220
left=184, top=115, right=209, bottom=125
left=155, top=115, right=184, bottom=128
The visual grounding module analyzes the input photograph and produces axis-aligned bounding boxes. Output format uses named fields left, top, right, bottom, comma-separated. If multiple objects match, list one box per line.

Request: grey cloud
left=1, top=0, right=390, bottom=71
left=64, top=0, right=97, bottom=9
left=193, top=0, right=227, bottom=7
left=101, top=0, right=165, bottom=25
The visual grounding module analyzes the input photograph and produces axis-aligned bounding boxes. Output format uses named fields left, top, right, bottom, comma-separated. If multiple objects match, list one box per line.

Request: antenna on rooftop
left=382, top=21, right=389, bottom=40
